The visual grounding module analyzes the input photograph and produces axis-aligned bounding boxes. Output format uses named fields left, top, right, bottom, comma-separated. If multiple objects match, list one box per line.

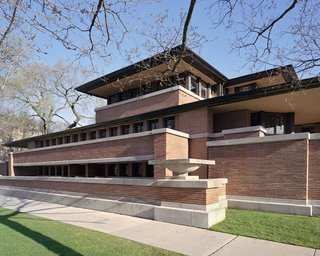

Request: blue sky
left=35, top=0, right=299, bottom=81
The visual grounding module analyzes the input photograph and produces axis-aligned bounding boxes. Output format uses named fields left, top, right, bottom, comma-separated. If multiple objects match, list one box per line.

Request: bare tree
left=0, top=0, right=155, bottom=88
left=206, top=0, right=320, bottom=77
left=2, top=62, right=98, bottom=134
left=0, top=111, right=41, bottom=160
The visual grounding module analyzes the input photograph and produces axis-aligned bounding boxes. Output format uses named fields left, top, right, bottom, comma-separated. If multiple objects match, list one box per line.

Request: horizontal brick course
left=96, top=89, right=199, bottom=123
left=14, top=136, right=154, bottom=164
left=0, top=178, right=225, bottom=206
left=208, top=139, right=309, bottom=200
left=309, top=140, right=320, bottom=200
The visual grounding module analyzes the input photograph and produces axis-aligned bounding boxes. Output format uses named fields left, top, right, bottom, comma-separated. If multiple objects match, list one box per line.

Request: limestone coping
left=148, top=158, right=215, bottom=177
left=13, top=128, right=189, bottom=154
left=0, top=176, right=156, bottom=186
left=154, top=178, right=228, bottom=189
left=0, top=176, right=228, bottom=189
left=207, top=132, right=311, bottom=147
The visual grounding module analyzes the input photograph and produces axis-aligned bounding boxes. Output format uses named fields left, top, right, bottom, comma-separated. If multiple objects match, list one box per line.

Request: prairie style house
left=2, top=46, right=320, bottom=218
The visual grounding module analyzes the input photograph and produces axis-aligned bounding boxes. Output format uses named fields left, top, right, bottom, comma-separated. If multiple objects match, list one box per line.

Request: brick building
left=2, top=46, right=320, bottom=218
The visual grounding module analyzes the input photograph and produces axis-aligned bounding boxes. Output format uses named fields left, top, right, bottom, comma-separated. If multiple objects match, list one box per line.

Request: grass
left=0, top=208, right=180, bottom=256
left=211, top=209, right=320, bottom=249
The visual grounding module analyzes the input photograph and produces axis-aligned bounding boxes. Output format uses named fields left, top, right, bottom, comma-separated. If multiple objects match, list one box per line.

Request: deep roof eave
left=7, top=77, right=319, bottom=148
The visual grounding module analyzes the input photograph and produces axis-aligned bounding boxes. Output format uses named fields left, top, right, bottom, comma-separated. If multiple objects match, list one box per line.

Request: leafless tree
left=2, top=62, right=98, bottom=133
left=0, top=0, right=154, bottom=88
left=206, top=0, right=320, bottom=77
left=0, top=111, right=41, bottom=160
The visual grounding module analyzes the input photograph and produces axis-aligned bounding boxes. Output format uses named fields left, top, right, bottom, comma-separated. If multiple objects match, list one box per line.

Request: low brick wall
left=208, top=136, right=310, bottom=200
left=0, top=177, right=225, bottom=206
left=309, top=138, right=320, bottom=200
left=0, top=176, right=228, bottom=228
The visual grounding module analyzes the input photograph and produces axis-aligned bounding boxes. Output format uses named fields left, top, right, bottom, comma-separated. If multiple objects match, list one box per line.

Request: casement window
left=251, top=111, right=294, bottom=135
left=108, top=93, right=120, bottom=104
left=80, top=132, right=87, bottom=141
left=148, top=119, right=159, bottom=130
left=164, top=116, right=175, bottom=129
left=65, top=136, right=71, bottom=144
left=121, top=125, right=130, bottom=135
left=72, top=134, right=79, bottom=142
left=99, top=129, right=107, bottom=138
left=132, top=163, right=143, bottom=177
left=190, top=77, right=198, bottom=94
left=234, top=83, right=257, bottom=93
left=119, top=164, right=129, bottom=176
left=109, top=127, right=118, bottom=137
left=90, top=131, right=96, bottom=140
left=58, top=137, right=63, bottom=145
left=107, top=164, right=117, bottom=176
left=146, top=164, right=154, bottom=177
left=120, top=90, right=132, bottom=101
left=134, top=122, right=144, bottom=133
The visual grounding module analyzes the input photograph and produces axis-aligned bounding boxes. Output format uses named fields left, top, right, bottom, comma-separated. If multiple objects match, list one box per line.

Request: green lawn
left=211, top=209, right=320, bottom=249
left=0, top=208, right=180, bottom=256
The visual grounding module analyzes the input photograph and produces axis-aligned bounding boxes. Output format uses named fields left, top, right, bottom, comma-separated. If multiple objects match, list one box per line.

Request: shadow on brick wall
left=0, top=162, right=8, bottom=176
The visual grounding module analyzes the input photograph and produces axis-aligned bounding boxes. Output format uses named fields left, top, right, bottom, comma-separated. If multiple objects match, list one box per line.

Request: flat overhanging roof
left=210, top=83, right=320, bottom=125
left=6, top=77, right=320, bottom=148
left=76, top=45, right=228, bottom=99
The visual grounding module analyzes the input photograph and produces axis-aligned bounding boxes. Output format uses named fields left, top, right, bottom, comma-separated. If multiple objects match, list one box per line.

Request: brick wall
left=213, top=109, right=251, bottom=133
left=177, top=107, right=213, bottom=134
left=13, top=136, right=154, bottom=164
left=160, top=186, right=225, bottom=205
left=189, top=137, right=208, bottom=178
left=309, top=139, right=320, bottom=200
left=153, top=133, right=189, bottom=179
left=96, top=88, right=199, bottom=123
left=208, top=139, right=309, bottom=200
left=0, top=178, right=224, bottom=206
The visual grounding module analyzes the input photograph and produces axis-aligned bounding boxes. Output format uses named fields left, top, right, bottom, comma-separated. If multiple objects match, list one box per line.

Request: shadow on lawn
left=0, top=206, right=84, bottom=256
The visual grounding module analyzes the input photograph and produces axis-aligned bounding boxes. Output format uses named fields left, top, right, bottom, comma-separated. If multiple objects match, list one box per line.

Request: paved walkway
left=0, top=195, right=318, bottom=256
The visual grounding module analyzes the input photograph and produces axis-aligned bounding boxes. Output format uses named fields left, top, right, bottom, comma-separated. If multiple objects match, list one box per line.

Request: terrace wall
left=208, top=134, right=312, bottom=201
left=0, top=177, right=224, bottom=206
left=309, top=136, right=320, bottom=201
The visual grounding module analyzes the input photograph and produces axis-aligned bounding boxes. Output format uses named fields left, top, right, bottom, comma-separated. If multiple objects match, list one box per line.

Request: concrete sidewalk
left=0, top=195, right=317, bottom=256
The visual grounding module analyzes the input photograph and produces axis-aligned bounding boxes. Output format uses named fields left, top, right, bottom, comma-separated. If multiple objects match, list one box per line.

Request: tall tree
left=2, top=62, right=98, bottom=134
left=0, top=111, right=41, bottom=160
left=0, top=0, right=153, bottom=88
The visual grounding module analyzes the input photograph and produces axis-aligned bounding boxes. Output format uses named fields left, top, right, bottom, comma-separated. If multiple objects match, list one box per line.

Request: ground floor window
left=119, top=164, right=129, bottom=176
left=107, top=164, right=117, bottom=176
left=132, top=163, right=143, bottom=177
left=35, top=162, right=154, bottom=178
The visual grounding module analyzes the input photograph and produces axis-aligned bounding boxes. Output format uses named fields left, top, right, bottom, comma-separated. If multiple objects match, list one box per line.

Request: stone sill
left=0, top=176, right=156, bottom=186
left=207, top=132, right=311, bottom=147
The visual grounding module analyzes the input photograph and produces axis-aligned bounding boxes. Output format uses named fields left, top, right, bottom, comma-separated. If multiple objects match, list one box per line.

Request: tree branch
left=171, top=0, right=197, bottom=73
left=0, top=0, right=20, bottom=47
